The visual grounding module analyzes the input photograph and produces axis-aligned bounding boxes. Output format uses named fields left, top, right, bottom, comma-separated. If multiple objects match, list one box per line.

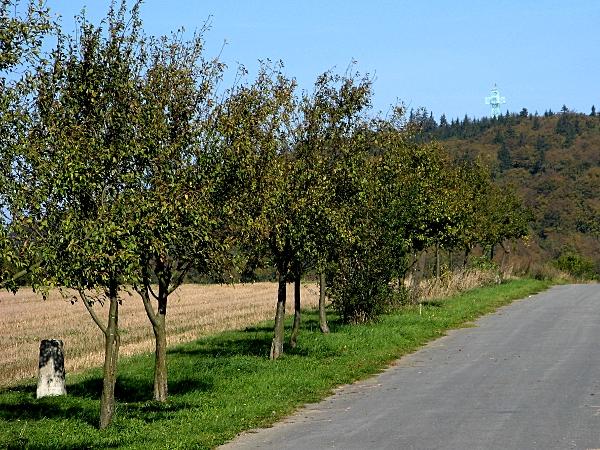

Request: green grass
left=0, top=278, right=552, bottom=449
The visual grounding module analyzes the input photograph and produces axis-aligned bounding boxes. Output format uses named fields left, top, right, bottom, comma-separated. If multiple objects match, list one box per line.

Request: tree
left=555, top=111, right=580, bottom=147
left=591, top=105, right=596, bottom=117
left=531, top=136, right=549, bottom=175
left=15, top=1, right=146, bottom=428
left=448, top=159, right=529, bottom=262
left=477, top=184, right=530, bottom=259
left=444, top=161, right=495, bottom=264
left=131, top=28, right=227, bottom=402
left=287, top=70, right=374, bottom=341
left=0, top=0, right=50, bottom=71
left=213, top=63, right=296, bottom=360
left=323, top=114, right=392, bottom=323
left=492, top=129, right=504, bottom=144
left=237, top=68, right=375, bottom=355
left=327, top=115, right=467, bottom=320
left=439, top=113, right=448, bottom=128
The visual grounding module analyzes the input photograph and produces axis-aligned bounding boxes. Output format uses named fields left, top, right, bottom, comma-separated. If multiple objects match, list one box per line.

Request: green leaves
left=1, top=0, right=51, bottom=291
left=7, top=1, right=147, bottom=293
left=0, top=0, right=50, bottom=72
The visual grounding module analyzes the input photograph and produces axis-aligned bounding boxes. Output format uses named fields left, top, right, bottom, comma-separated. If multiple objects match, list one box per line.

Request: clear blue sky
left=46, top=0, right=600, bottom=121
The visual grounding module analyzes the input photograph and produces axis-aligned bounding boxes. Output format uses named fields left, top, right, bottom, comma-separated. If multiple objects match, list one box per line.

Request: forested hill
left=421, top=107, right=600, bottom=276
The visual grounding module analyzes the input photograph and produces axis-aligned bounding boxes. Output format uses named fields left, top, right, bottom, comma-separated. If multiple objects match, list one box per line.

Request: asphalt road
left=220, top=284, right=600, bottom=450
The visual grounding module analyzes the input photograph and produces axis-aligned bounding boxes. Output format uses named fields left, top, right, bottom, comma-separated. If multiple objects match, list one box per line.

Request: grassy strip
left=0, top=278, right=552, bottom=449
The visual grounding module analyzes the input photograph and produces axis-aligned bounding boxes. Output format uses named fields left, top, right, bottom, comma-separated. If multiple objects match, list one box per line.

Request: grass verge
left=0, top=278, right=552, bottom=449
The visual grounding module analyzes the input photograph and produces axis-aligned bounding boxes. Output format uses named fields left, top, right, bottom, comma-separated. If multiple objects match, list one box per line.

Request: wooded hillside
left=421, top=108, right=600, bottom=276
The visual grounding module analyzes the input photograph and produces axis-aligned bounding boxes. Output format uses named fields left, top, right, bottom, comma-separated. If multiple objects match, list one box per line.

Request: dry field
left=0, top=282, right=318, bottom=388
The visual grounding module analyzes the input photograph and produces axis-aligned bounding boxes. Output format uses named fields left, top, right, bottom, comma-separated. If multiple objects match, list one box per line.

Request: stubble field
left=0, top=282, right=318, bottom=388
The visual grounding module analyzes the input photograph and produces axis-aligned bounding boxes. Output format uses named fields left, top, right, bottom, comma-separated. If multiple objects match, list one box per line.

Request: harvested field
left=0, top=282, right=318, bottom=388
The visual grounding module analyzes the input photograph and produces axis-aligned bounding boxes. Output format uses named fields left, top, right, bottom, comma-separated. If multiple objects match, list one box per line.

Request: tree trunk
left=417, top=251, right=426, bottom=281
left=138, top=276, right=170, bottom=403
left=435, top=242, right=440, bottom=279
left=152, top=289, right=168, bottom=402
left=318, top=272, right=330, bottom=334
left=270, top=270, right=287, bottom=360
left=409, top=252, right=421, bottom=303
left=290, top=273, right=301, bottom=348
left=500, top=241, right=509, bottom=268
left=99, top=280, right=120, bottom=430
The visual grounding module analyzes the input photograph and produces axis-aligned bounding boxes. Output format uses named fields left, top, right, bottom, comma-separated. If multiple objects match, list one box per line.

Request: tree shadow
left=2, top=437, right=121, bottom=450
left=0, top=372, right=213, bottom=428
left=66, top=372, right=213, bottom=403
left=0, top=395, right=97, bottom=426
left=241, top=324, right=273, bottom=333
left=65, top=376, right=103, bottom=399
left=168, top=376, right=212, bottom=396
left=169, top=334, right=273, bottom=359
left=116, top=375, right=153, bottom=402
left=168, top=310, right=344, bottom=360
left=297, top=315, right=344, bottom=333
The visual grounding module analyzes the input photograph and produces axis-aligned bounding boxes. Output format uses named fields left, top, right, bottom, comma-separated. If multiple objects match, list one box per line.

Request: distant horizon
left=428, top=100, right=597, bottom=123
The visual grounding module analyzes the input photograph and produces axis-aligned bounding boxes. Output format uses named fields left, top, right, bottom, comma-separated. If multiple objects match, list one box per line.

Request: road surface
left=221, top=284, right=600, bottom=449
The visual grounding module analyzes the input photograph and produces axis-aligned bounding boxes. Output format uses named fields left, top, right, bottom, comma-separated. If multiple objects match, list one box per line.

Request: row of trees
left=1, top=1, right=529, bottom=428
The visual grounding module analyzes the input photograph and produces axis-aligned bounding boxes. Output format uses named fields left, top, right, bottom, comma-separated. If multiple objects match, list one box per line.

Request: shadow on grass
left=421, top=300, right=445, bottom=308
left=169, top=334, right=273, bottom=359
left=0, top=395, right=97, bottom=425
left=169, top=376, right=212, bottom=396
left=296, top=316, right=344, bottom=334
left=0, top=373, right=213, bottom=428
left=2, top=437, right=121, bottom=450
left=241, top=324, right=273, bottom=333
left=168, top=313, right=344, bottom=361
left=66, top=373, right=213, bottom=402
left=239, top=319, right=344, bottom=335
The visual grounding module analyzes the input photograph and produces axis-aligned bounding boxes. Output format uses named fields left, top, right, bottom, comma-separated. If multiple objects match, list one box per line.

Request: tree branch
left=137, top=285, right=159, bottom=328
left=141, top=260, right=159, bottom=300
left=148, top=283, right=159, bottom=301
left=168, top=261, right=191, bottom=295
left=137, top=263, right=160, bottom=327
left=0, top=268, right=28, bottom=288
left=79, top=290, right=107, bottom=335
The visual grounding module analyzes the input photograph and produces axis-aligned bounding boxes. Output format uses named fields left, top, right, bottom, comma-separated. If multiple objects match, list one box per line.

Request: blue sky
left=46, top=0, right=600, bottom=121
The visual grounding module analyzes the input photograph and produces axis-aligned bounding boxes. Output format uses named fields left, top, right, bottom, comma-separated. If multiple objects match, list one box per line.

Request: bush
left=328, top=247, right=398, bottom=324
left=553, top=252, right=597, bottom=280
left=526, top=263, right=566, bottom=281
left=468, top=255, right=499, bottom=272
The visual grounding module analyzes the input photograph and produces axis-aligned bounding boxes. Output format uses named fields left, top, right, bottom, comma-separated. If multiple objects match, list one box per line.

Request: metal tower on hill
left=485, top=84, right=506, bottom=118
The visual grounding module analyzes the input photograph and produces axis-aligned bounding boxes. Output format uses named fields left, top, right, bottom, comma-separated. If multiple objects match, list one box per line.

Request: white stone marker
left=36, top=339, right=66, bottom=398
